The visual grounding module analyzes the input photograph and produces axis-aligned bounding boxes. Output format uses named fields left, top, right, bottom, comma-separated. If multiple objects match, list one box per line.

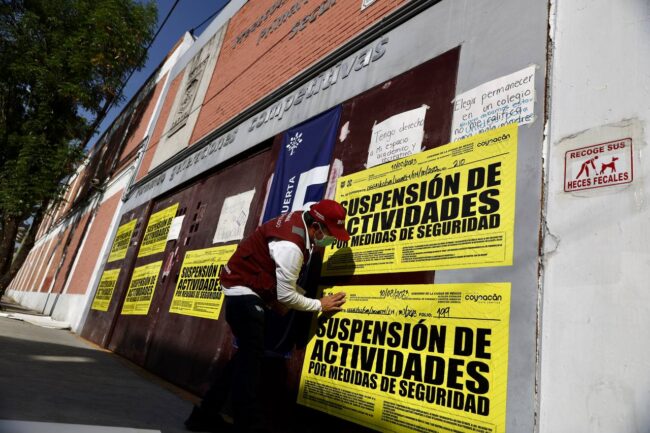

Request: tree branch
left=0, top=214, right=19, bottom=277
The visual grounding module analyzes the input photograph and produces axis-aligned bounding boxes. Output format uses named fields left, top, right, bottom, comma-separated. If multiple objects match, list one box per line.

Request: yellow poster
left=169, top=244, right=237, bottom=320
left=121, top=261, right=162, bottom=315
left=323, top=124, right=517, bottom=276
left=90, top=269, right=121, bottom=311
left=298, top=283, right=511, bottom=433
left=138, top=203, right=179, bottom=258
left=107, top=219, right=136, bottom=263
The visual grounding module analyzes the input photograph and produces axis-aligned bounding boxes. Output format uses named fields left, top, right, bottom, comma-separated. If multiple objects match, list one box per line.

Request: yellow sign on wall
left=90, top=269, right=121, bottom=311
left=298, top=283, right=511, bottom=433
left=107, top=219, right=136, bottom=263
left=138, top=203, right=179, bottom=258
left=169, top=244, right=237, bottom=320
left=121, top=261, right=162, bottom=315
left=323, top=124, right=518, bottom=276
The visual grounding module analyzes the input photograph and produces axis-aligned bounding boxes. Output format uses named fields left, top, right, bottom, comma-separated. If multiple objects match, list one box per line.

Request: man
left=186, top=199, right=349, bottom=433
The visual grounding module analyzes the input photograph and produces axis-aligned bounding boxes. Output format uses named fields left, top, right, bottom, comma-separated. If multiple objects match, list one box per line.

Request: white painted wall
left=149, top=27, right=226, bottom=168
left=541, top=1, right=650, bottom=432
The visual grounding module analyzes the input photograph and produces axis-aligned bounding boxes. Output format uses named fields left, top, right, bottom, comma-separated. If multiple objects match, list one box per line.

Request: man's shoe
left=184, top=405, right=233, bottom=432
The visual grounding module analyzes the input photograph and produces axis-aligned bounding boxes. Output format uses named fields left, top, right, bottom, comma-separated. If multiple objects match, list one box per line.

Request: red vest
left=220, top=211, right=310, bottom=311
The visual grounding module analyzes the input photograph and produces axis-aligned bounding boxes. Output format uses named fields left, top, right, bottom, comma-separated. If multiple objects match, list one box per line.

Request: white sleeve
left=269, top=240, right=322, bottom=312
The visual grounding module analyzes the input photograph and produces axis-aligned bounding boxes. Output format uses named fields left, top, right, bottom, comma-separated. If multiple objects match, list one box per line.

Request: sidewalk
left=0, top=308, right=197, bottom=433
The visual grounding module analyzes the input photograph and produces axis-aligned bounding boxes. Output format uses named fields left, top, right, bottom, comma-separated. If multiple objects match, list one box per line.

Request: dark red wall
left=82, top=46, right=459, bottom=432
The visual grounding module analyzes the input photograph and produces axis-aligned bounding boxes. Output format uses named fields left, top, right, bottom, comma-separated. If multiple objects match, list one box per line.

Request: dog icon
left=600, top=157, right=619, bottom=174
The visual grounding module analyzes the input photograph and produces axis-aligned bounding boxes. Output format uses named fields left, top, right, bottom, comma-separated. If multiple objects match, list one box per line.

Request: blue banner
left=262, top=106, right=341, bottom=222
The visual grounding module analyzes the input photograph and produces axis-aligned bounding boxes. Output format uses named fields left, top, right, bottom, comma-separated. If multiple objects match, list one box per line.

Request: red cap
left=309, top=199, right=350, bottom=241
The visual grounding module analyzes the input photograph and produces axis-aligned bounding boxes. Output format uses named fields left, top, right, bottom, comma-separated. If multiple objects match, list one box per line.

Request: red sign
left=564, top=138, right=633, bottom=192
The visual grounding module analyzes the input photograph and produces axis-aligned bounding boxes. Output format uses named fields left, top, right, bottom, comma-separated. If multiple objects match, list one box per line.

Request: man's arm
left=269, top=240, right=321, bottom=311
left=269, top=240, right=346, bottom=312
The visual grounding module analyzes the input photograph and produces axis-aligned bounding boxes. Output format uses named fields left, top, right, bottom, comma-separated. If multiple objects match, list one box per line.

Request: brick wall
left=8, top=241, right=41, bottom=292
left=39, top=229, right=69, bottom=293
left=135, top=72, right=182, bottom=181
left=49, top=212, right=92, bottom=295
left=19, top=238, right=52, bottom=292
left=119, top=78, right=168, bottom=162
left=58, top=167, right=89, bottom=218
left=65, top=191, right=122, bottom=295
left=190, top=0, right=408, bottom=143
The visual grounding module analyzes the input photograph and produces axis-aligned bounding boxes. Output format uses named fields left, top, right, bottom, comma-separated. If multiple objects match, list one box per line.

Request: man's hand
left=319, top=292, right=346, bottom=313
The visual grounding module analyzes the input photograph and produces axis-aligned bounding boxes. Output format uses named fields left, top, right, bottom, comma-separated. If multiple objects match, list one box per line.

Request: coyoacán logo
left=465, top=294, right=502, bottom=303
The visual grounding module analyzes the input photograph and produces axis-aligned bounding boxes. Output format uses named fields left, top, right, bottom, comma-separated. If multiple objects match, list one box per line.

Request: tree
left=0, top=0, right=157, bottom=296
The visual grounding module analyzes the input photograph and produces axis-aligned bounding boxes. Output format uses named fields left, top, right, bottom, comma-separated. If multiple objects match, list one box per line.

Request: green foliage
left=0, top=0, right=157, bottom=218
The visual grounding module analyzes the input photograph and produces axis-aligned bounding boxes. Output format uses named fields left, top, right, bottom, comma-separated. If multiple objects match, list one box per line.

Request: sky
left=87, top=0, right=230, bottom=149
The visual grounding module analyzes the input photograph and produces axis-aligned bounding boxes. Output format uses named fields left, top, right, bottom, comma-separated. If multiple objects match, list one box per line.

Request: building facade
left=7, top=0, right=650, bottom=432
